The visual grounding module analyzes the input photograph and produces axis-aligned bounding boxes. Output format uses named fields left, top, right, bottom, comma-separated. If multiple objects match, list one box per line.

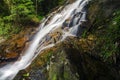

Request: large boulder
left=14, top=38, right=119, bottom=80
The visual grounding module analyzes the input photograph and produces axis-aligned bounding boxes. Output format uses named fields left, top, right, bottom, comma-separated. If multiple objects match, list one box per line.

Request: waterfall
left=0, top=0, right=90, bottom=80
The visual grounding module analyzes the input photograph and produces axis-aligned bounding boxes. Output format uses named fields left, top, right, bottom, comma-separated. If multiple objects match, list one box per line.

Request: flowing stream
left=0, top=0, right=90, bottom=80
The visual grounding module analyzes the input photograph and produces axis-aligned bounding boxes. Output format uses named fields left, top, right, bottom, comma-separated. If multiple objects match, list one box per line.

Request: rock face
left=87, top=0, right=120, bottom=67
left=47, top=38, right=120, bottom=80
left=87, top=0, right=120, bottom=30
left=14, top=38, right=119, bottom=80
left=0, top=27, right=37, bottom=65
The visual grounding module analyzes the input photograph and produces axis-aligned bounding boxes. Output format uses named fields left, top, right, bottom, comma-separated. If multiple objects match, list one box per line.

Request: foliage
left=10, top=0, right=37, bottom=25
left=0, top=0, right=66, bottom=38
left=0, top=0, right=10, bottom=16
left=0, top=0, right=36, bottom=38
left=32, top=0, right=65, bottom=16
left=97, top=10, right=120, bottom=61
left=23, top=73, right=30, bottom=77
left=0, top=17, right=21, bottom=38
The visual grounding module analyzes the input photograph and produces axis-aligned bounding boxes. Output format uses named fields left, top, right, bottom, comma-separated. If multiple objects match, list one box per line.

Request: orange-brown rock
left=5, top=52, right=18, bottom=59
left=0, top=27, right=37, bottom=64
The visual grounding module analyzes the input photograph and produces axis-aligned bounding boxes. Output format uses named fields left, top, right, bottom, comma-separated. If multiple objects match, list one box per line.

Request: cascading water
left=0, top=0, right=90, bottom=80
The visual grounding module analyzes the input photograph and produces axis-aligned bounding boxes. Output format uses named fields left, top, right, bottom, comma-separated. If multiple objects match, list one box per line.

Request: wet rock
left=43, top=30, right=62, bottom=45
left=45, top=34, right=52, bottom=42
left=62, top=18, right=71, bottom=29
left=0, top=27, right=37, bottom=65
left=0, top=37, right=5, bottom=44
left=30, top=69, right=46, bottom=80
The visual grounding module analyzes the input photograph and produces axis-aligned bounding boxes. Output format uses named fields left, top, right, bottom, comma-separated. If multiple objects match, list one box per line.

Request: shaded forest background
left=0, top=0, right=65, bottom=38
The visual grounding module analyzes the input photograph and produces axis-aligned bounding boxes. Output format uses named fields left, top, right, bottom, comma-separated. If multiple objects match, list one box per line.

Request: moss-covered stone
left=15, top=37, right=119, bottom=80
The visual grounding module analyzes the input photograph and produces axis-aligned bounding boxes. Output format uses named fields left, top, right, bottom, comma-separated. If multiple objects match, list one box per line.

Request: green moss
left=64, top=71, right=69, bottom=80
left=86, top=0, right=120, bottom=64
left=52, top=74, right=57, bottom=80
left=23, top=73, right=30, bottom=77
left=29, top=51, right=54, bottom=70
left=0, top=16, right=23, bottom=38
left=94, top=10, right=120, bottom=62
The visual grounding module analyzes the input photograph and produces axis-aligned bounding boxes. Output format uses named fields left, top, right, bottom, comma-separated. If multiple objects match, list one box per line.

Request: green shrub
left=98, top=10, right=120, bottom=61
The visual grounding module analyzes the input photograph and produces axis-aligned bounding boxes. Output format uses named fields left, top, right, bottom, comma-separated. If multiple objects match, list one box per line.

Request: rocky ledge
left=0, top=26, right=38, bottom=66
left=14, top=37, right=119, bottom=80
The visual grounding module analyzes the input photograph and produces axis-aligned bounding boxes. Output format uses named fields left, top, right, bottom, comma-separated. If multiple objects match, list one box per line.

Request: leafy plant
left=98, top=10, right=120, bottom=61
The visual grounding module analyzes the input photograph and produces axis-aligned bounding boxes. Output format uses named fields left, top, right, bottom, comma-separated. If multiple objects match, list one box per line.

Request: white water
left=0, top=0, right=90, bottom=80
